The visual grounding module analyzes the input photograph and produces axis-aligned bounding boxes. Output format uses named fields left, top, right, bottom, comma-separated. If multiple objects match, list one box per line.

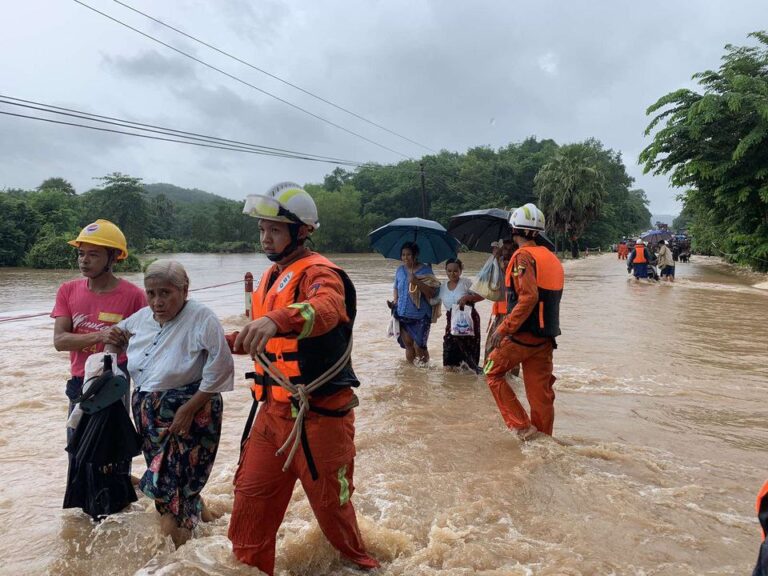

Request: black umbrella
left=447, top=208, right=556, bottom=253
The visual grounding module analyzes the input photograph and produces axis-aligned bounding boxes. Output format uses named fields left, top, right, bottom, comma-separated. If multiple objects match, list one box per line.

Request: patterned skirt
left=131, top=382, right=223, bottom=530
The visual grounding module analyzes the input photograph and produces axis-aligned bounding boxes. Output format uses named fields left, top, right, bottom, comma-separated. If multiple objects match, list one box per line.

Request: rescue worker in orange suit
left=226, top=182, right=379, bottom=575
left=484, top=203, right=564, bottom=440
left=753, top=479, right=768, bottom=576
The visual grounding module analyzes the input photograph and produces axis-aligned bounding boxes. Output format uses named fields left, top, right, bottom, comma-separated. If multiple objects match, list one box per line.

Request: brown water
left=1, top=253, right=766, bottom=575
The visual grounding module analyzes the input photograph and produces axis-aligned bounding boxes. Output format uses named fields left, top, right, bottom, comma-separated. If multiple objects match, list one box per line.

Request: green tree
left=26, top=188, right=80, bottom=235
left=640, top=31, right=768, bottom=270
left=534, top=142, right=606, bottom=258
left=37, top=177, right=76, bottom=195
left=0, top=193, right=40, bottom=265
left=81, top=172, right=150, bottom=250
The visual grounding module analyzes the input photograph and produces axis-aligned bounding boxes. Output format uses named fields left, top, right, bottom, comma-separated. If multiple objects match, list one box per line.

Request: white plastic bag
left=386, top=313, right=400, bottom=338
left=450, top=304, right=475, bottom=336
left=471, top=255, right=503, bottom=301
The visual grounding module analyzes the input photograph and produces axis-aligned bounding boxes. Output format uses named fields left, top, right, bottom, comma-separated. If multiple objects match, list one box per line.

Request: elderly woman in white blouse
left=111, top=259, right=234, bottom=546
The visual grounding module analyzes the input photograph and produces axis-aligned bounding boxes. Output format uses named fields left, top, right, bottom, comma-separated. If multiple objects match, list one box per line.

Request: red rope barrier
left=0, top=277, right=249, bottom=324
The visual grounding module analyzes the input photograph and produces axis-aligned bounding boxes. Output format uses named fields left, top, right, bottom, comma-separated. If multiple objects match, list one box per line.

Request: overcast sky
left=2, top=0, right=765, bottom=215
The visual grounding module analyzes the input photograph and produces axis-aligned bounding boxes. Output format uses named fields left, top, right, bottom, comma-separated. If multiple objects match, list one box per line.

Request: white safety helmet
left=243, top=181, right=320, bottom=230
left=636, top=238, right=644, bottom=245
left=509, top=203, right=545, bottom=237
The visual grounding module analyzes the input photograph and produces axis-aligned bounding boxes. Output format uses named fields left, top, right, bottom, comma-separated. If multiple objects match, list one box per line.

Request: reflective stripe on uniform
left=288, top=302, right=316, bottom=339
left=338, top=465, right=350, bottom=506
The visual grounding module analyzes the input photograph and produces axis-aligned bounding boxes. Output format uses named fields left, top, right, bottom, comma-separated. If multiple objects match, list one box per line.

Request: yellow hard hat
left=68, top=219, right=129, bottom=261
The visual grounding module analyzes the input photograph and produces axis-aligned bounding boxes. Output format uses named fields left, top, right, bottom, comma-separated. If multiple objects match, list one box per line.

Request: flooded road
left=0, top=252, right=766, bottom=575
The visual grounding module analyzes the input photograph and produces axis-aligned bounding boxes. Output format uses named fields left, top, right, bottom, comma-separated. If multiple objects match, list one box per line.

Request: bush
left=113, top=253, right=142, bottom=272
left=24, top=233, right=78, bottom=269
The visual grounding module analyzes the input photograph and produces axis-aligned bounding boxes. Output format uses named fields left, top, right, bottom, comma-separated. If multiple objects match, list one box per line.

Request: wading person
left=439, top=258, right=483, bottom=372
left=656, top=240, right=675, bottom=283
left=110, top=260, right=234, bottom=546
left=52, top=219, right=146, bottom=436
left=484, top=238, right=515, bottom=365
left=390, top=241, right=440, bottom=364
left=485, top=204, right=564, bottom=440
left=627, top=238, right=652, bottom=282
left=227, top=182, right=379, bottom=575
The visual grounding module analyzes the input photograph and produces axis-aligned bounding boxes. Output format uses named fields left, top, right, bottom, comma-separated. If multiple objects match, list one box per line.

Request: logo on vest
left=277, top=271, right=294, bottom=292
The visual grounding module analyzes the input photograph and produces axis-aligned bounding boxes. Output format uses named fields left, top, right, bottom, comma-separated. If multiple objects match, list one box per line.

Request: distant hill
left=651, top=214, right=676, bottom=227
left=144, top=183, right=229, bottom=205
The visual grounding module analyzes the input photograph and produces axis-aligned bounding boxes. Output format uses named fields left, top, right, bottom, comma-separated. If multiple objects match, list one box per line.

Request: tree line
left=0, top=174, right=260, bottom=270
left=1, top=135, right=652, bottom=269
left=642, top=31, right=768, bottom=272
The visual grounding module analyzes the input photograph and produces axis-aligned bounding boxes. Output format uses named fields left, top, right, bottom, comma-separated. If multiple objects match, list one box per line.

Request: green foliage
left=641, top=31, right=768, bottom=271
left=24, top=231, right=78, bottom=269
left=534, top=140, right=607, bottom=257
left=0, top=193, right=40, bottom=266
left=305, top=184, right=378, bottom=252
left=113, top=253, right=143, bottom=272
left=37, top=177, right=76, bottom=196
left=81, top=173, right=150, bottom=250
left=2, top=135, right=646, bottom=266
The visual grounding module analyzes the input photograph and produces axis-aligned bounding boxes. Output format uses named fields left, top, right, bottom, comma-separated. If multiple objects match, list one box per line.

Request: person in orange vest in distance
left=627, top=238, right=652, bottom=281
left=484, top=203, right=564, bottom=440
left=226, top=182, right=379, bottom=575
left=754, top=479, right=768, bottom=575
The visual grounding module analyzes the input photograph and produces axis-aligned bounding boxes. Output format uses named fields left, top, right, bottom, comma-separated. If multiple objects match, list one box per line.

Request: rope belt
left=246, top=337, right=355, bottom=480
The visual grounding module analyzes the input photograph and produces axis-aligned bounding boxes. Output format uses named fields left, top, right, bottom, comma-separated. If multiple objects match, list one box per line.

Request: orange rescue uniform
left=484, top=245, right=564, bottom=435
left=755, top=479, right=768, bottom=575
left=228, top=253, right=378, bottom=575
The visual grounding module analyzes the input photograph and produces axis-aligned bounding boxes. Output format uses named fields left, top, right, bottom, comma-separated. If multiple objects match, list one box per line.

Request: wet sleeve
left=197, top=312, right=235, bottom=393
left=50, top=284, right=71, bottom=318
left=498, top=252, right=538, bottom=335
left=267, top=266, right=348, bottom=339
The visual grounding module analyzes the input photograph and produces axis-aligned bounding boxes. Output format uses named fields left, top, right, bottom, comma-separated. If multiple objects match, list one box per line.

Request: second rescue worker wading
left=226, top=182, right=378, bottom=575
left=484, top=203, right=564, bottom=440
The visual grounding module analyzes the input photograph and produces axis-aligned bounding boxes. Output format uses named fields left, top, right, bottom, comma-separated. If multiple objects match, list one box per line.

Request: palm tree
left=534, top=143, right=605, bottom=258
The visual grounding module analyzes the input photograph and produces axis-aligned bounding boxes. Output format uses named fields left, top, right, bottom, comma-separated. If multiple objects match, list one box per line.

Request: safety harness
left=241, top=337, right=357, bottom=481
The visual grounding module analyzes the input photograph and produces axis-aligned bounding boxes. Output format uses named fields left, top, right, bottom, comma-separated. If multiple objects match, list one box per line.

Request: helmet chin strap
left=90, top=250, right=115, bottom=278
left=266, top=223, right=303, bottom=262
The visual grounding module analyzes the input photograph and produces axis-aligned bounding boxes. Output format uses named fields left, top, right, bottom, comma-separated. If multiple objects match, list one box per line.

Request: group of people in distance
left=53, top=186, right=563, bottom=574
left=390, top=203, right=564, bottom=441
left=625, top=238, right=676, bottom=283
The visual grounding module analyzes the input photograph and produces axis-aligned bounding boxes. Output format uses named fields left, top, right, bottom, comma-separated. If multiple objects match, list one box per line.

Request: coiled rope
left=252, top=338, right=356, bottom=471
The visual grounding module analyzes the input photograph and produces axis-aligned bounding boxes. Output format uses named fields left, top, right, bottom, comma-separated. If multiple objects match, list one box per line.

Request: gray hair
left=144, top=259, right=190, bottom=290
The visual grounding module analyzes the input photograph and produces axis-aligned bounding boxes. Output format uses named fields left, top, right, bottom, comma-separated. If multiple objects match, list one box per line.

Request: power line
left=112, top=0, right=437, bottom=154
left=0, top=109, right=364, bottom=166
left=0, top=95, right=363, bottom=165
left=71, top=0, right=412, bottom=159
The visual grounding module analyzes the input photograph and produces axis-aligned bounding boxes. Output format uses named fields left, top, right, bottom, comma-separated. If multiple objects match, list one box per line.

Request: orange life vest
left=758, top=479, right=768, bottom=541
left=634, top=245, right=647, bottom=264
left=505, top=245, right=564, bottom=338
left=492, top=299, right=507, bottom=316
left=250, top=253, right=358, bottom=403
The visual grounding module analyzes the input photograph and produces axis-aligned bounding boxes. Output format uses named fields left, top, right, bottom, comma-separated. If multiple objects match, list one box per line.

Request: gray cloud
left=103, top=49, right=197, bottom=80
left=2, top=0, right=767, bottom=213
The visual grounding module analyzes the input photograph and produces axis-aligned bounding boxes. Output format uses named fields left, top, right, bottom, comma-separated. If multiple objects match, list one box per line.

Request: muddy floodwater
left=0, top=252, right=766, bottom=575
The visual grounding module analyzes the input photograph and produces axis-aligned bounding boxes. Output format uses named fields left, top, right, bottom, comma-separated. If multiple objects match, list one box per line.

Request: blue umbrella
left=369, top=217, right=460, bottom=264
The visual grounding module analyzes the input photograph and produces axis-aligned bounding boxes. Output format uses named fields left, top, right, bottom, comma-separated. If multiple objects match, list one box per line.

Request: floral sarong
left=131, top=382, right=223, bottom=530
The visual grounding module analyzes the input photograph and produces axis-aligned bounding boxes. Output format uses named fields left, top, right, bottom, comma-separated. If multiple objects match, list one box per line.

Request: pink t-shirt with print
left=51, top=278, right=147, bottom=377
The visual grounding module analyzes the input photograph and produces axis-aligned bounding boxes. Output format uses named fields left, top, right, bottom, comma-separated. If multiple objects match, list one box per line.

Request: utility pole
left=420, top=161, right=427, bottom=219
